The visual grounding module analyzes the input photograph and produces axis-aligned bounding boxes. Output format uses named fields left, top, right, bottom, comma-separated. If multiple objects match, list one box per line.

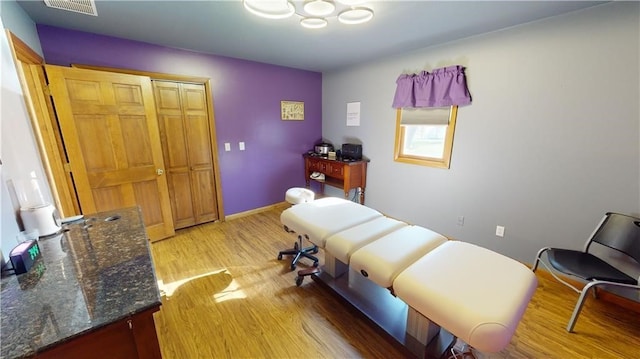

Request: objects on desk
left=10, top=239, right=41, bottom=274
left=314, top=142, right=334, bottom=157
left=309, top=142, right=363, bottom=161
left=310, top=172, right=325, bottom=181
left=341, top=143, right=362, bottom=161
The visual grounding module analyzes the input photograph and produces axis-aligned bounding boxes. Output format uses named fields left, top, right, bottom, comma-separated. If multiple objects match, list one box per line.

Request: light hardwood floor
left=150, top=203, right=640, bottom=358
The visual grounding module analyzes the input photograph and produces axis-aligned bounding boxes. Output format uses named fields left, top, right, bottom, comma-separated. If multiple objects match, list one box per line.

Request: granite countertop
left=0, top=207, right=161, bottom=359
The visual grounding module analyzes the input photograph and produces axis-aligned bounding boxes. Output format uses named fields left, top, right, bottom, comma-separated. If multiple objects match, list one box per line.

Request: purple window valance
left=392, top=65, right=472, bottom=108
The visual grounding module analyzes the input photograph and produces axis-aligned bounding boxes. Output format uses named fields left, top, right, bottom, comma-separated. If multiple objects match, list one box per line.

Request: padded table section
left=393, top=241, right=538, bottom=353
left=350, top=226, right=448, bottom=288
left=280, top=197, right=383, bottom=248
left=325, top=217, right=408, bottom=264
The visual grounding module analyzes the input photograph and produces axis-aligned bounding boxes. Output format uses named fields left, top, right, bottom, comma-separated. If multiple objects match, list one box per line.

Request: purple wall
left=37, top=25, right=322, bottom=216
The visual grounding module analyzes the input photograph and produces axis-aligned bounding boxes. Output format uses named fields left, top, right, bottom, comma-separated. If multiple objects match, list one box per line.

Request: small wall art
left=281, top=100, right=304, bottom=120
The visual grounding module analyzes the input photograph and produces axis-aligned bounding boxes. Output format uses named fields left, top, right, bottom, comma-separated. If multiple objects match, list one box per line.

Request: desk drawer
left=308, top=160, right=325, bottom=172
left=327, top=163, right=344, bottom=179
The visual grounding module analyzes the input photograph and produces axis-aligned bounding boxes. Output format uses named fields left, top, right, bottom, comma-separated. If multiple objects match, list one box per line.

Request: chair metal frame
left=531, top=212, right=640, bottom=332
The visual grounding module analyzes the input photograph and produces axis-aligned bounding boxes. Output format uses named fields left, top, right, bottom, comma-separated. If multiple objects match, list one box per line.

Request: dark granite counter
left=1, top=207, right=161, bottom=358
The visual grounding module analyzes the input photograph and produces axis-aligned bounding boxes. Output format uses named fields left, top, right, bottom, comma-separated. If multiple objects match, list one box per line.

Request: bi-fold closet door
left=153, top=81, right=219, bottom=229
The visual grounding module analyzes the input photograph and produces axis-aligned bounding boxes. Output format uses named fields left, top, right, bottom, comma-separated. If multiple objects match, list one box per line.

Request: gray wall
left=322, top=1, right=639, bottom=278
left=0, top=1, right=43, bottom=56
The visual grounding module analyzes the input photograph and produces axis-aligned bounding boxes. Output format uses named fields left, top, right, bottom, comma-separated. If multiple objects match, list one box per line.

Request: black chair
left=532, top=212, right=640, bottom=332
left=277, top=228, right=319, bottom=271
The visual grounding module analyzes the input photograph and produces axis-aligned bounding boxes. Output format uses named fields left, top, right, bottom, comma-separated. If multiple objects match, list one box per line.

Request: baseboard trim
left=225, top=201, right=290, bottom=221
left=532, top=267, right=640, bottom=314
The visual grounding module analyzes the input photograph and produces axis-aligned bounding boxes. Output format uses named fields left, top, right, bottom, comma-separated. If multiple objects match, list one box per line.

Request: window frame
left=393, top=105, right=458, bottom=169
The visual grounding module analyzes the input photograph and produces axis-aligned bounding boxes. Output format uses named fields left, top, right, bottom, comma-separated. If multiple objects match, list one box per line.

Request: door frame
left=73, top=64, right=225, bottom=221
left=6, top=31, right=80, bottom=217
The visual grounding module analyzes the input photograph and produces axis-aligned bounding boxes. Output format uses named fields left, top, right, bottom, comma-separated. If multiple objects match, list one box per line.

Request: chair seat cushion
left=547, top=249, right=637, bottom=284
left=285, top=187, right=315, bottom=204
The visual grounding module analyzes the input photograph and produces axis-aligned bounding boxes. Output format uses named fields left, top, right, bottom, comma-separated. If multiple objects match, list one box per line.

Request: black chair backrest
left=590, top=212, right=640, bottom=263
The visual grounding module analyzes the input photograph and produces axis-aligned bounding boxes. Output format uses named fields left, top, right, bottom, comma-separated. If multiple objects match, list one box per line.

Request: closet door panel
left=192, top=168, right=217, bottom=223
left=186, top=114, right=213, bottom=168
left=154, top=80, right=218, bottom=229
left=167, top=170, right=196, bottom=229
left=161, top=114, right=189, bottom=168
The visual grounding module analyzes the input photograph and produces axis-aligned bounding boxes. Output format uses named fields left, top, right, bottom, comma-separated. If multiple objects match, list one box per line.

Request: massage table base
left=310, top=268, right=455, bottom=359
left=298, top=253, right=455, bottom=359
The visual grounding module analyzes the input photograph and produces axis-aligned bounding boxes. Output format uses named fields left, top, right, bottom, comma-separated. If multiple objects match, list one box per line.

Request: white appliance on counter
left=20, top=204, right=61, bottom=237
left=15, top=173, right=61, bottom=237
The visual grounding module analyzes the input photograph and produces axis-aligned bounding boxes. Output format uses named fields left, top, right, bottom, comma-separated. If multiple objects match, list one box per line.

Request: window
left=393, top=106, right=458, bottom=169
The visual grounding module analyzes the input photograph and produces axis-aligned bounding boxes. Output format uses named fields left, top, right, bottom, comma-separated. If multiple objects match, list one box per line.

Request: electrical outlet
left=496, top=225, right=505, bottom=237
left=457, top=216, right=464, bottom=226
left=224, top=143, right=231, bottom=152
left=239, top=142, right=245, bottom=151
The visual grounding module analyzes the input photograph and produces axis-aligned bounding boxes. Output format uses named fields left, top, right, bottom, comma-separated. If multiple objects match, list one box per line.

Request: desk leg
left=359, top=188, right=365, bottom=205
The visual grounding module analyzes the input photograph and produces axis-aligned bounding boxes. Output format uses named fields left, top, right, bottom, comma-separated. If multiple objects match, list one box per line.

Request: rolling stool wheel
left=295, top=267, right=321, bottom=286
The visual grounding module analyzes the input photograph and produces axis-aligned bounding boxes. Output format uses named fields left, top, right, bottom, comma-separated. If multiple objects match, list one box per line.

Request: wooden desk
left=304, top=154, right=369, bottom=204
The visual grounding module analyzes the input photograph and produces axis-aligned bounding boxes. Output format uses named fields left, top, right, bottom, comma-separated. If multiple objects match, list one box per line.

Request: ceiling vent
left=44, top=0, right=98, bottom=16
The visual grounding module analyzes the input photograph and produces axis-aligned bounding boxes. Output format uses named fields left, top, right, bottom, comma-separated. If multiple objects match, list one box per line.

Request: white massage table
left=280, top=197, right=538, bottom=358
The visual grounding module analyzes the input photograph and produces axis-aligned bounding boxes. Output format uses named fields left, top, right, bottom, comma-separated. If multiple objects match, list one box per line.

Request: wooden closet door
left=154, top=81, right=218, bottom=229
left=46, top=65, right=175, bottom=241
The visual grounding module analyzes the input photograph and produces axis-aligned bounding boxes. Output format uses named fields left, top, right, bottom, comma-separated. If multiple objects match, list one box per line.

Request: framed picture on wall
left=281, top=101, right=304, bottom=120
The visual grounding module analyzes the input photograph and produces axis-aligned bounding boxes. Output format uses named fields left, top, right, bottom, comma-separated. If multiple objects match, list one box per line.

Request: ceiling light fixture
left=338, top=6, right=374, bottom=25
left=243, top=0, right=295, bottom=19
left=304, top=0, right=335, bottom=16
left=243, top=0, right=374, bottom=29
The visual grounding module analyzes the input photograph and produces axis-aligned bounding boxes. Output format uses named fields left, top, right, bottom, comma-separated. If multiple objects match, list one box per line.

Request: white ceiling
left=17, top=0, right=607, bottom=72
